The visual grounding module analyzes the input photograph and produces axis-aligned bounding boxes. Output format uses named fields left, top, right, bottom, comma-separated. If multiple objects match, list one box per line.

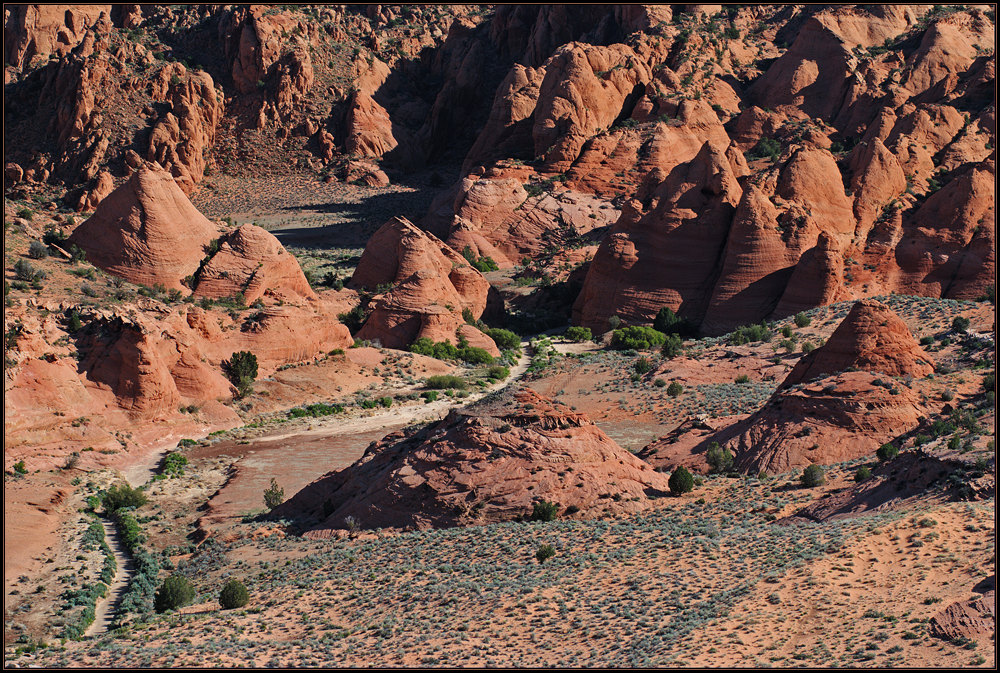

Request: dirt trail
left=255, top=342, right=532, bottom=444
left=83, top=519, right=134, bottom=640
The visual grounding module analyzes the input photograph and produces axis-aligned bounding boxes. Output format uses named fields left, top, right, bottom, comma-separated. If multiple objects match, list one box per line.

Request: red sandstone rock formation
left=353, top=217, right=494, bottom=351
left=784, top=450, right=995, bottom=523
left=782, top=299, right=934, bottom=387
left=147, top=63, right=225, bottom=194
left=193, top=224, right=316, bottom=304
left=720, top=370, right=926, bottom=475
left=424, top=166, right=617, bottom=269
left=695, top=300, right=933, bottom=474
left=274, top=388, right=671, bottom=533
left=67, top=168, right=221, bottom=291
left=4, top=4, right=110, bottom=70
left=344, top=91, right=398, bottom=159
left=67, top=169, right=326, bottom=306
left=573, top=141, right=742, bottom=332
left=930, top=584, right=996, bottom=643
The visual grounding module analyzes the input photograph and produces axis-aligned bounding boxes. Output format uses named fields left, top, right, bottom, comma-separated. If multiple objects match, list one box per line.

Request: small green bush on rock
left=565, top=326, right=592, bottom=342
left=611, top=326, right=667, bottom=350
left=668, top=466, right=694, bottom=495
left=154, top=575, right=195, bottom=613
left=800, top=464, right=825, bottom=488
left=219, top=578, right=249, bottom=610
left=530, top=500, right=559, bottom=522
left=876, top=443, right=899, bottom=462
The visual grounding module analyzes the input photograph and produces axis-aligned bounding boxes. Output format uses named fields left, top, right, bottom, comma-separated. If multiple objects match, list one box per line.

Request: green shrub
left=486, top=365, right=509, bottom=381
left=876, top=443, right=899, bottom=462
left=611, top=326, right=667, bottom=350
left=801, top=341, right=816, bottom=354
left=421, top=390, right=439, bottom=402
left=654, top=378, right=667, bottom=387
left=565, top=326, right=592, bottom=343
left=729, top=323, right=773, bottom=345
left=793, top=312, right=811, bottom=328
left=219, top=578, right=249, bottom=609
left=102, top=483, right=147, bottom=513
left=457, top=346, right=494, bottom=365
left=425, top=375, right=467, bottom=390
left=410, top=337, right=458, bottom=360
left=113, top=509, right=146, bottom=551
left=535, top=544, right=556, bottom=564
left=154, top=575, right=195, bottom=613
left=482, top=328, right=520, bottom=351
left=337, top=303, right=369, bottom=334
left=607, top=315, right=622, bottom=330
left=14, top=258, right=46, bottom=283
left=705, top=442, right=734, bottom=473
left=854, top=466, right=872, bottom=482
left=13, top=460, right=27, bottom=475
left=653, top=307, right=696, bottom=337
left=162, top=452, right=188, bottom=477
left=263, top=478, right=284, bottom=510
left=667, top=381, right=683, bottom=397
left=28, top=241, right=49, bottom=259
left=633, top=356, right=654, bottom=374
left=530, top=501, right=559, bottom=522
left=748, top=137, right=781, bottom=163
left=800, top=464, right=825, bottom=487
left=951, top=316, right=970, bottom=333
left=735, top=374, right=750, bottom=384
left=222, top=351, right=258, bottom=398
left=661, top=334, right=683, bottom=359
left=668, top=466, right=695, bottom=495
left=461, top=245, right=499, bottom=272
left=288, top=402, right=345, bottom=418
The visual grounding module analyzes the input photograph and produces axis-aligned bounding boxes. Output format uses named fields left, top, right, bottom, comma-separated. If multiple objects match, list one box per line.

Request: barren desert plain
left=3, top=3, right=996, bottom=668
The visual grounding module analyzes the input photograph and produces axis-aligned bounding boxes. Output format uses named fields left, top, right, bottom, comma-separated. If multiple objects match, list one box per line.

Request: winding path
left=83, top=341, right=534, bottom=638
left=83, top=518, right=134, bottom=639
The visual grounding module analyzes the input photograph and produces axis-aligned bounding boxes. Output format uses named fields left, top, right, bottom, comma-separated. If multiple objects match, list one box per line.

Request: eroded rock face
left=930, top=585, right=996, bottom=643
left=67, top=168, right=220, bottom=291
left=574, top=141, right=742, bottom=331
left=221, top=5, right=314, bottom=122
left=782, top=299, right=934, bottom=387
left=784, top=450, right=995, bottom=523
left=146, top=63, right=225, bottom=194
left=274, top=388, right=671, bottom=533
left=68, top=168, right=322, bottom=304
left=4, top=4, right=110, bottom=70
left=719, top=371, right=926, bottom=474
left=353, top=217, right=493, bottom=350
left=692, top=300, right=933, bottom=474
left=425, top=167, right=618, bottom=269
left=193, top=224, right=316, bottom=304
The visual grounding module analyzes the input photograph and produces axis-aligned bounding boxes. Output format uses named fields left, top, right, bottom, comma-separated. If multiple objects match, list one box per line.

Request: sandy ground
left=83, top=519, right=133, bottom=639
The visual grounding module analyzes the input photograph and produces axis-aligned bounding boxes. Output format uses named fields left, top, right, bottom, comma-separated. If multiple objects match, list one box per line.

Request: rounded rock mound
left=781, top=299, right=935, bottom=388
left=67, top=167, right=219, bottom=291
left=274, top=388, right=671, bottom=534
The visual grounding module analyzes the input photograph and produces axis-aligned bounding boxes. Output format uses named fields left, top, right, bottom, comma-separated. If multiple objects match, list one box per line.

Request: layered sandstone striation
left=781, top=299, right=935, bottom=387
left=67, top=168, right=221, bottom=291
left=274, top=388, right=671, bottom=533
left=709, top=301, right=932, bottom=474
left=353, top=217, right=496, bottom=351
